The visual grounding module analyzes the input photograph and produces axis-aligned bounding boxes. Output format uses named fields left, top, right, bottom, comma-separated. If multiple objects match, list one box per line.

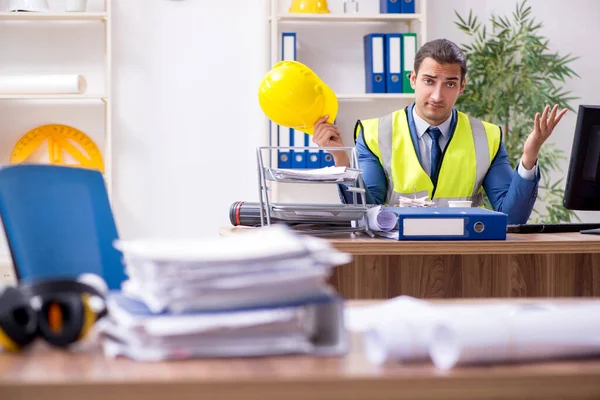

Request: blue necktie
left=428, top=127, right=442, bottom=185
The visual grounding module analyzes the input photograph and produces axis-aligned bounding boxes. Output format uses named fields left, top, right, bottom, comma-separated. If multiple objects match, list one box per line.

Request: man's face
left=410, top=57, right=465, bottom=125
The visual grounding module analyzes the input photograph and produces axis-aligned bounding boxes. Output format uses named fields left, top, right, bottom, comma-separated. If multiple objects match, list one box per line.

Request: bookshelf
left=0, top=0, right=112, bottom=198
left=266, top=0, right=427, bottom=203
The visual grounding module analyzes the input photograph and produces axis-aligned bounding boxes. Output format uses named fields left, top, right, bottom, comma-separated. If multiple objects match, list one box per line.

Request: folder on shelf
left=282, top=32, right=297, bottom=62
left=277, top=125, right=292, bottom=168
left=291, top=128, right=307, bottom=169
left=386, top=207, right=508, bottom=241
left=363, top=33, right=386, bottom=94
left=401, top=33, right=417, bottom=94
left=307, top=139, right=321, bottom=169
left=385, top=34, right=403, bottom=93
left=379, top=0, right=400, bottom=13
left=282, top=32, right=310, bottom=169
left=321, top=151, right=335, bottom=167
left=400, top=0, right=415, bottom=13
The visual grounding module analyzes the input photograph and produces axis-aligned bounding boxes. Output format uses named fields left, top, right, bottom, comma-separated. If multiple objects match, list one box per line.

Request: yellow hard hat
left=258, top=60, right=338, bottom=135
left=289, top=0, right=330, bottom=13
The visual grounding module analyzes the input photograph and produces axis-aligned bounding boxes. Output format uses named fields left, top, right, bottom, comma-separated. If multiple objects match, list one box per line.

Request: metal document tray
left=270, top=204, right=368, bottom=222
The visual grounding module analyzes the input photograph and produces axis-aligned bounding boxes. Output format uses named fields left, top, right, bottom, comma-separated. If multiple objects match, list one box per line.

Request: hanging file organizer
left=256, top=146, right=373, bottom=236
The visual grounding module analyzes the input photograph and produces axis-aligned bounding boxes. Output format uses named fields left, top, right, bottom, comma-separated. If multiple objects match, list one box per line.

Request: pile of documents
left=97, top=226, right=351, bottom=361
left=346, top=296, right=600, bottom=369
left=269, top=166, right=361, bottom=182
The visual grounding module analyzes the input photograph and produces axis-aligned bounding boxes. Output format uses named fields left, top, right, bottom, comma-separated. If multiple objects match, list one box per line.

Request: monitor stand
left=581, top=228, right=600, bottom=235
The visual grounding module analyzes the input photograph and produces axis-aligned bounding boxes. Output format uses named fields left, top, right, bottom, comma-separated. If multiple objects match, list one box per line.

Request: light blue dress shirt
left=339, top=103, right=540, bottom=224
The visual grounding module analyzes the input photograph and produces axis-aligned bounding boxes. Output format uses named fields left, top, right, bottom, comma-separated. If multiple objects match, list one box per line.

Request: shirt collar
left=412, top=106, right=453, bottom=139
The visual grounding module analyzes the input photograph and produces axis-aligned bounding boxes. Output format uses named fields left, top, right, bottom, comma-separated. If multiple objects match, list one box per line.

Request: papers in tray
left=98, top=292, right=348, bottom=361
left=268, top=166, right=361, bottom=182
left=346, top=296, right=600, bottom=369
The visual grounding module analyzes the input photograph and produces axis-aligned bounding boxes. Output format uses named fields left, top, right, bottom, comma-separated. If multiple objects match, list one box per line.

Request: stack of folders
left=380, top=0, right=415, bottom=13
left=364, top=32, right=417, bottom=94
left=97, top=226, right=352, bottom=361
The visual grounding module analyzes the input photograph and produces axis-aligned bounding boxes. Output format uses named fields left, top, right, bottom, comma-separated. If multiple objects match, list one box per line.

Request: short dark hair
left=414, top=39, right=467, bottom=80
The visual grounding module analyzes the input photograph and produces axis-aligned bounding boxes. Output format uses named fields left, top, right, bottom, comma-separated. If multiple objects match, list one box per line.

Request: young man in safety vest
left=312, top=38, right=567, bottom=224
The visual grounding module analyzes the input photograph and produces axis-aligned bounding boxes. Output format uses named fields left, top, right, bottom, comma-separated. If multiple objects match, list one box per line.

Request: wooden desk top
left=2, top=300, right=600, bottom=400
left=220, top=227, right=600, bottom=255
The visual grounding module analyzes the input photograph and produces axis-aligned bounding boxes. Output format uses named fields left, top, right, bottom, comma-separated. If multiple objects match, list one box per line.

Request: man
left=312, top=38, right=567, bottom=224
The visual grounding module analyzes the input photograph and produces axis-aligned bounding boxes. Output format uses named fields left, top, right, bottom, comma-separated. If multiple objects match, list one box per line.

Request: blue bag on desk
left=385, top=207, right=508, bottom=241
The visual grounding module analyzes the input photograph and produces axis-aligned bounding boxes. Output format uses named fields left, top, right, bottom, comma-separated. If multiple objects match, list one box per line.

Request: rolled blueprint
left=360, top=300, right=517, bottom=365
left=366, top=205, right=397, bottom=232
left=0, top=74, right=87, bottom=94
left=350, top=296, right=438, bottom=364
left=429, top=303, right=600, bottom=370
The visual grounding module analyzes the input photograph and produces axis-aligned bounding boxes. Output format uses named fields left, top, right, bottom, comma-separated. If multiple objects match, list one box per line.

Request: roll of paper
left=429, top=303, right=600, bottom=370
left=360, top=301, right=518, bottom=365
left=0, top=74, right=87, bottom=94
left=366, top=205, right=397, bottom=232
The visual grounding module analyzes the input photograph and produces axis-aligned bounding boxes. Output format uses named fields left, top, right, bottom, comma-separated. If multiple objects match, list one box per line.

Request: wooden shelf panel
left=272, top=13, right=423, bottom=22
left=0, top=94, right=107, bottom=100
left=0, top=12, right=107, bottom=21
left=337, top=93, right=415, bottom=100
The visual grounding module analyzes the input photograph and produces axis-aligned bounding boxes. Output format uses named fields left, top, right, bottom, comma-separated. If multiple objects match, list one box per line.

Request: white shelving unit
left=268, top=1, right=427, bottom=102
left=266, top=0, right=427, bottom=203
left=0, top=1, right=112, bottom=198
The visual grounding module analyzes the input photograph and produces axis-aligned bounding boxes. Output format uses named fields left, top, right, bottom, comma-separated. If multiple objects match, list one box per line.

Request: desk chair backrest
left=0, top=165, right=126, bottom=290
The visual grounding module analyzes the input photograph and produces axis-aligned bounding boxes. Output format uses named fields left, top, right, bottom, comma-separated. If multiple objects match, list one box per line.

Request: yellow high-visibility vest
left=356, top=108, right=501, bottom=206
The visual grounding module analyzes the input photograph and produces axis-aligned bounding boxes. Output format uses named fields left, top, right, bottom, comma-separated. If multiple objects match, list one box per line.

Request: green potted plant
left=454, top=0, right=580, bottom=223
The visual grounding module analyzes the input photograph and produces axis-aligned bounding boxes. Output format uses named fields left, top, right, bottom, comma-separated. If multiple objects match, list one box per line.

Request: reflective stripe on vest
left=359, top=109, right=501, bottom=206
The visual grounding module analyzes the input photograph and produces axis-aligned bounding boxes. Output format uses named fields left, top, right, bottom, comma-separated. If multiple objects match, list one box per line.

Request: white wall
left=112, top=0, right=269, bottom=239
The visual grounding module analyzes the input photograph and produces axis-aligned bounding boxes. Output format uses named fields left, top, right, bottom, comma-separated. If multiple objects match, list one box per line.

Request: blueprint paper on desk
left=381, top=207, right=507, bottom=240
left=98, top=292, right=348, bottom=361
left=345, top=295, right=600, bottom=369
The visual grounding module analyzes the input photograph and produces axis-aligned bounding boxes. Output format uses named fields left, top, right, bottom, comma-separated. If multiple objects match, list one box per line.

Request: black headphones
left=0, top=274, right=107, bottom=351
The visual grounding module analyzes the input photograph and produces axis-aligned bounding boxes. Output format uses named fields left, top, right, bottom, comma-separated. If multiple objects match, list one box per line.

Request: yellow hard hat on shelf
left=258, top=60, right=338, bottom=135
left=288, top=0, right=330, bottom=13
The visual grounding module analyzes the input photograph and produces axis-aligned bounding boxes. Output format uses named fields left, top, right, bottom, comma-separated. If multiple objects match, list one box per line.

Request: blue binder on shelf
left=385, top=207, right=508, bottom=241
left=307, top=140, right=321, bottom=169
left=385, top=33, right=403, bottom=93
left=380, top=0, right=400, bottom=13
left=400, top=0, right=415, bottom=13
left=363, top=33, right=386, bottom=93
left=279, top=32, right=300, bottom=169
left=291, top=128, right=307, bottom=168
left=277, top=124, right=292, bottom=168
left=320, top=151, right=335, bottom=167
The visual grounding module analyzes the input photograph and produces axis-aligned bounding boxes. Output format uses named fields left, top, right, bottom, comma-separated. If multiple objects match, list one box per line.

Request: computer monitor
left=563, top=104, right=600, bottom=234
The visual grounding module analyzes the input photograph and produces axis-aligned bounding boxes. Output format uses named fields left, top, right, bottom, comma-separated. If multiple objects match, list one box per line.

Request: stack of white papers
left=98, top=226, right=351, bottom=361
left=114, top=225, right=352, bottom=313
left=99, top=292, right=347, bottom=361
left=346, top=296, right=600, bottom=369
left=269, top=166, right=361, bottom=182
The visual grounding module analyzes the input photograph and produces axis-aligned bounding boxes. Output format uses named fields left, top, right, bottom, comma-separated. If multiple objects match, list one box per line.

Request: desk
left=327, top=232, right=600, bottom=299
left=2, top=300, right=600, bottom=400
left=221, top=228, right=600, bottom=299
